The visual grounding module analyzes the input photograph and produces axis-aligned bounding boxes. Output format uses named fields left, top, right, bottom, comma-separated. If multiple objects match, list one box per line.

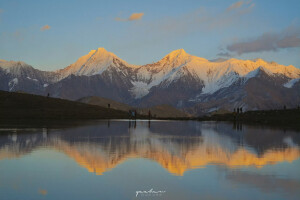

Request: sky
left=0, top=0, right=300, bottom=71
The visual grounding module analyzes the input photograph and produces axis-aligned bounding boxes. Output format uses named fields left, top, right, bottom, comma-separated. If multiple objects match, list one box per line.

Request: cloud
left=38, top=189, right=48, bottom=195
left=226, top=26, right=300, bottom=55
left=217, top=52, right=232, bottom=57
left=143, top=0, right=255, bottom=35
left=113, top=2, right=255, bottom=50
left=115, top=13, right=144, bottom=22
left=115, top=17, right=125, bottom=22
left=238, top=3, right=255, bottom=15
left=227, top=1, right=244, bottom=11
left=226, top=0, right=255, bottom=14
left=0, top=8, right=3, bottom=22
left=129, top=13, right=144, bottom=21
left=13, top=31, right=23, bottom=41
left=0, top=30, right=24, bottom=42
left=210, top=58, right=229, bottom=62
left=143, top=5, right=251, bottom=37
left=40, top=25, right=51, bottom=31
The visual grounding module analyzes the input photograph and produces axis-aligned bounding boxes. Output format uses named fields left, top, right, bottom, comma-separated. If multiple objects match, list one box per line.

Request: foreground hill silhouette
left=1, top=90, right=299, bottom=129
left=78, top=96, right=189, bottom=118
left=199, top=108, right=300, bottom=129
left=0, top=90, right=129, bottom=122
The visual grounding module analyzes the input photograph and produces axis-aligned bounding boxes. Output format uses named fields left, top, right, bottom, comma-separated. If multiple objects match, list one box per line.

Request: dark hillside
left=0, top=90, right=129, bottom=121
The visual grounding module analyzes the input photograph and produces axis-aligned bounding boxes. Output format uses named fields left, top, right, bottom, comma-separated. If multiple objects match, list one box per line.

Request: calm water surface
left=0, top=120, right=300, bottom=200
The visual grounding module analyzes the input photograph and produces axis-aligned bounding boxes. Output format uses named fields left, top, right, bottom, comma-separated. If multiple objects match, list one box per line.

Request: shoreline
left=0, top=116, right=299, bottom=132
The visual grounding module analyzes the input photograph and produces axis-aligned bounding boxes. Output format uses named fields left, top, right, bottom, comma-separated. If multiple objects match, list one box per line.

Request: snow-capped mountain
left=57, top=48, right=139, bottom=79
left=1, top=48, right=299, bottom=114
left=132, top=49, right=300, bottom=112
left=0, top=60, right=58, bottom=94
left=139, top=50, right=299, bottom=96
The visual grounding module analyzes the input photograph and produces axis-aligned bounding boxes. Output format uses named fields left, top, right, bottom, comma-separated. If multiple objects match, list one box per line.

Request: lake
left=0, top=120, right=299, bottom=200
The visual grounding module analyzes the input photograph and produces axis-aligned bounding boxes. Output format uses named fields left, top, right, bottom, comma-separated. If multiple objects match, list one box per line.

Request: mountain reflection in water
left=1, top=120, right=299, bottom=176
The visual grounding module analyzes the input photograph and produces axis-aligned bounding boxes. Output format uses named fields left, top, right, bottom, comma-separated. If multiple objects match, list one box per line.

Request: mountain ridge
left=1, top=47, right=300, bottom=115
left=1, top=48, right=299, bottom=80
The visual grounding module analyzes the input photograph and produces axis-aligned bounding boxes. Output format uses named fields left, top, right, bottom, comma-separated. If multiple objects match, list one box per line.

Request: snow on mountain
left=0, top=59, right=59, bottom=81
left=58, top=48, right=139, bottom=79
left=182, top=57, right=299, bottom=95
left=0, top=60, right=32, bottom=75
left=136, top=49, right=196, bottom=84
left=0, top=59, right=59, bottom=93
left=130, top=49, right=196, bottom=98
left=284, top=78, right=300, bottom=88
left=8, top=78, right=18, bottom=91
left=22, top=47, right=297, bottom=98
left=129, top=81, right=149, bottom=99
left=131, top=49, right=300, bottom=97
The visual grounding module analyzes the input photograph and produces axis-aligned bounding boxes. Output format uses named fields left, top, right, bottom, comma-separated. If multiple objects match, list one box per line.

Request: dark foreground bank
left=1, top=90, right=299, bottom=130
left=0, top=90, right=130, bottom=122
left=198, top=109, right=300, bottom=129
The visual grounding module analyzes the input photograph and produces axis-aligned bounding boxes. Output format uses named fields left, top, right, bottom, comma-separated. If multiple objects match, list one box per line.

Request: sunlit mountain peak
left=166, top=49, right=187, bottom=57
left=163, top=49, right=193, bottom=63
left=57, top=47, right=138, bottom=78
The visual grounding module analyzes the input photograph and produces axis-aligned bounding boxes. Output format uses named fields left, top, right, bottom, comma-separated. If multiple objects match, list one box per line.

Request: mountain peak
left=0, top=60, right=29, bottom=69
left=167, top=49, right=187, bottom=57
left=172, top=48, right=186, bottom=54
left=252, top=58, right=268, bottom=65
left=88, top=47, right=116, bottom=58
left=59, top=47, right=138, bottom=78
left=162, top=49, right=192, bottom=64
left=95, top=47, right=110, bottom=55
left=96, top=47, right=108, bottom=52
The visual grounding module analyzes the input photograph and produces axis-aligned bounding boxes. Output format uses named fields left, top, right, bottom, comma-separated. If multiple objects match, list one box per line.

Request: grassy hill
left=0, top=90, right=129, bottom=122
left=78, top=96, right=132, bottom=112
left=78, top=96, right=190, bottom=118
left=137, top=104, right=189, bottom=118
